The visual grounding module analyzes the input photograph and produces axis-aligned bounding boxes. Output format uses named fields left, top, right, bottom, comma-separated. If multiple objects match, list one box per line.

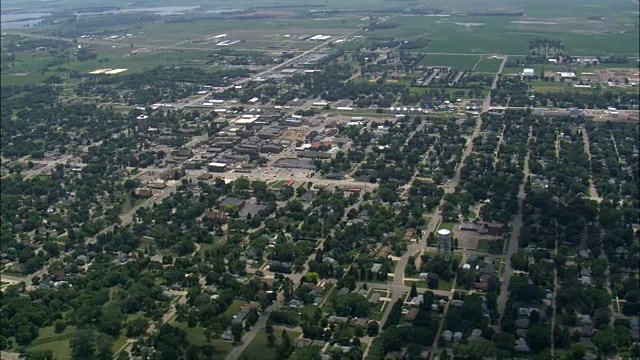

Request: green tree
left=71, top=330, right=95, bottom=360
left=593, top=328, right=617, bottom=354
left=367, top=320, right=380, bottom=336
left=527, top=324, right=551, bottom=353
left=95, top=334, right=114, bottom=360
left=231, top=323, right=243, bottom=342
left=25, top=350, right=54, bottom=360
left=99, top=304, right=123, bottom=336
left=54, top=319, right=66, bottom=333
left=267, top=332, right=277, bottom=347
left=454, top=338, right=496, bottom=360
left=410, top=282, right=418, bottom=299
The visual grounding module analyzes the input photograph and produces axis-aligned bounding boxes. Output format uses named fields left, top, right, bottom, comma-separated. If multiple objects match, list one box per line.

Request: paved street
left=496, top=126, right=532, bottom=324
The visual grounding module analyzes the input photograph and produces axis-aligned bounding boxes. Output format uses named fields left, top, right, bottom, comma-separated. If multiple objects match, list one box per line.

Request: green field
left=240, top=329, right=302, bottom=360
left=175, top=322, right=233, bottom=357
left=473, top=57, right=503, bottom=73
left=27, top=325, right=77, bottom=360
left=420, top=54, right=481, bottom=70
left=369, top=13, right=639, bottom=56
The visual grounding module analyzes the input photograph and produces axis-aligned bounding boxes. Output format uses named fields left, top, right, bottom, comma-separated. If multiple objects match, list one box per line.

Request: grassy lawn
left=240, top=329, right=301, bottom=360
left=404, top=280, right=429, bottom=289
left=175, top=322, right=233, bottom=358
left=370, top=311, right=383, bottom=321
left=223, top=299, right=248, bottom=318
left=438, top=279, right=453, bottom=291
left=112, top=335, right=128, bottom=353
left=27, top=325, right=77, bottom=359
left=438, top=222, right=455, bottom=231
left=269, top=180, right=287, bottom=189
left=477, top=239, right=492, bottom=251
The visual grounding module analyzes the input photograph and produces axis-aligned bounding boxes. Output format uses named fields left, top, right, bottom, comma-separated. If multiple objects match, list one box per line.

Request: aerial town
left=0, top=0, right=639, bottom=360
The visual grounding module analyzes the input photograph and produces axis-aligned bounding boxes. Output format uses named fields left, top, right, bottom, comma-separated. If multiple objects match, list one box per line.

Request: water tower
left=437, top=228, right=452, bottom=253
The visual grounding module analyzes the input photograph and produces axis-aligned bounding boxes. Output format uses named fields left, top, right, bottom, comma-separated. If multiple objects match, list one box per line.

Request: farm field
left=367, top=14, right=639, bottom=56
left=419, top=54, right=481, bottom=70
left=473, top=57, right=504, bottom=73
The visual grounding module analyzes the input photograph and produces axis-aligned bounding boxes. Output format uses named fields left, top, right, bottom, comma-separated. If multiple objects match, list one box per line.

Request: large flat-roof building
left=207, top=162, right=227, bottom=172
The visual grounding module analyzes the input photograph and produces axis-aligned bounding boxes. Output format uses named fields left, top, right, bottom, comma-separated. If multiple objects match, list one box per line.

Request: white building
left=522, top=68, right=535, bottom=77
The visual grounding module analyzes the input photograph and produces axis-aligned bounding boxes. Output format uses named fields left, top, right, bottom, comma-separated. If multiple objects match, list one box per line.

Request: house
left=579, top=337, right=596, bottom=349
left=410, top=295, right=424, bottom=306
left=311, top=339, right=326, bottom=348
left=338, top=287, right=350, bottom=296
left=328, top=316, right=349, bottom=324
left=205, top=209, right=228, bottom=222
left=294, top=338, right=312, bottom=348
left=451, top=300, right=465, bottom=307
left=135, top=187, right=153, bottom=198
left=371, top=263, right=382, bottom=273
left=469, top=329, right=482, bottom=340
left=240, top=301, right=261, bottom=313
left=405, top=308, right=420, bottom=321
left=332, top=344, right=351, bottom=353
left=419, top=272, right=429, bottom=281
left=479, top=263, right=495, bottom=275
left=231, top=312, right=247, bottom=326
left=442, top=330, right=453, bottom=341
left=378, top=246, right=392, bottom=258
left=368, top=293, right=381, bottom=304
left=353, top=317, right=368, bottom=326
left=515, top=318, right=530, bottom=329
left=578, top=314, right=592, bottom=325
left=288, top=299, right=303, bottom=308
left=385, top=351, right=405, bottom=360
left=515, top=338, right=530, bottom=352
left=300, top=190, right=316, bottom=202
left=112, top=253, right=129, bottom=266
left=221, top=330, right=234, bottom=341
left=483, top=222, right=503, bottom=236
left=404, top=228, right=416, bottom=240
left=453, top=332, right=463, bottom=342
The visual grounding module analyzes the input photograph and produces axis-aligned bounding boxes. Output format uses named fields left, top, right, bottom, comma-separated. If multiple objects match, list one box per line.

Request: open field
left=419, top=54, right=481, bottom=70
left=368, top=14, right=639, bottom=56
left=474, top=57, right=504, bottom=73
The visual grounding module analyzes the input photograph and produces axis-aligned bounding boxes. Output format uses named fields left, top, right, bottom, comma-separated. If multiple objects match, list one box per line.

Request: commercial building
left=207, top=162, right=227, bottom=172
